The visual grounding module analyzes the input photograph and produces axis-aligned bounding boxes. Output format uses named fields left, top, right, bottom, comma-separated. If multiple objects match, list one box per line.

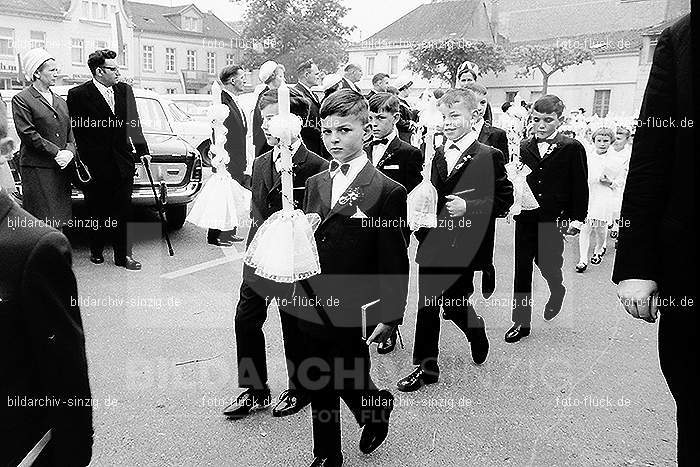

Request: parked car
left=161, top=98, right=213, bottom=166
left=1, top=86, right=203, bottom=230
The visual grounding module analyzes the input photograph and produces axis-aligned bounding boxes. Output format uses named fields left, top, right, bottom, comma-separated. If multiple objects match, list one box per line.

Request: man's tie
left=371, top=138, right=390, bottom=146
left=105, top=87, right=115, bottom=114
left=329, top=160, right=350, bottom=177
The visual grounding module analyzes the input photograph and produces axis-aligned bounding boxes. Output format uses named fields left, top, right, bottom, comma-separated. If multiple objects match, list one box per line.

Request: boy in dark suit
left=397, top=88, right=513, bottom=393
left=465, top=82, right=510, bottom=298
left=292, top=89, right=409, bottom=466
left=505, top=95, right=588, bottom=343
left=222, top=89, right=328, bottom=421
left=365, top=92, right=422, bottom=354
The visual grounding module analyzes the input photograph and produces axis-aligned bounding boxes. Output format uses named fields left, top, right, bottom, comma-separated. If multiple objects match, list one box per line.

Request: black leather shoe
left=504, top=324, right=530, bottom=343
left=115, top=256, right=141, bottom=270
left=208, top=238, right=234, bottom=247
left=223, top=387, right=271, bottom=420
left=359, top=390, right=394, bottom=454
left=376, top=331, right=396, bottom=354
left=396, top=366, right=439, bottom=392
left=309, top=454, right=343, bottom=467
left=481, top=265, right=496, bottom=299
left=90, top=253, right=104, bottom=264
left=271, top=389, right=310, bottom=417
left=544, top=286, right=565, bottom=321
left=469, top=317, right=489, bottom=365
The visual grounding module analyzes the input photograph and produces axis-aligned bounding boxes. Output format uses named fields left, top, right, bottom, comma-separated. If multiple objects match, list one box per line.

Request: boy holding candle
left=223, top=87, right=328, bottom=421
left=397, top=88, right=513, bottom=392
left=291, top=89, right=409, bottom=466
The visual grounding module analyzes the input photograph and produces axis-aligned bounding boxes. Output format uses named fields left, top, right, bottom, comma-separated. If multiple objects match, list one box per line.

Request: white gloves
left=54, top=149, right=74, bottom=169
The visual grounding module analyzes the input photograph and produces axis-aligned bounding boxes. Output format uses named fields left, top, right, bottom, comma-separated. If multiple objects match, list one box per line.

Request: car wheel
left=165, top=205, right=188, bottom=230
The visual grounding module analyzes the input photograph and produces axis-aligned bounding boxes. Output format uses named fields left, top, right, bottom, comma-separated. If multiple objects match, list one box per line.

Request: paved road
left=68, top=213, right=677, bottom=467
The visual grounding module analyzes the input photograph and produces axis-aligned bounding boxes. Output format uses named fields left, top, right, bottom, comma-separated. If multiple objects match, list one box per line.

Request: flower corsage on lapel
left=450, top=154, right=473, bottom=175
left=337, top=186, right=365, bottom=209
left=543, top=143, right=558, bottom=158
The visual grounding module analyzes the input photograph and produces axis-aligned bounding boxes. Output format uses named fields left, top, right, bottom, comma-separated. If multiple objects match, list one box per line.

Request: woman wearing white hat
left=455, top=60, right=492, bottom=122
left=12, top=48, right=75, bottom=228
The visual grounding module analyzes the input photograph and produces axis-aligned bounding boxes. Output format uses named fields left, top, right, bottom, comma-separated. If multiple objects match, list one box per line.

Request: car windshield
left=136, top=98, right=172, bottom=134
left=172, top=100, right=212, bottom=118
left=168, top=102, right=192, bottom=122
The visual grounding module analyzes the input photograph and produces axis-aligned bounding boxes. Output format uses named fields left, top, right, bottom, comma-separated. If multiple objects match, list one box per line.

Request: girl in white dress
left=605, top=126, right=632, bottom=241
left=576, top=127, right=616, bottom=272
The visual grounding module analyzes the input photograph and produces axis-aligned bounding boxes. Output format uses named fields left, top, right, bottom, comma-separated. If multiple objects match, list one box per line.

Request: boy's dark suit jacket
left=292, top=161, right=410, bottom=336
left=517, top=132, right=588, bottom=224
left=613, top=14, right=693, bottom=297
left=0, top=189, right=93, bottom=467
left=364, top=135, right=423, bottom=193
left=415, top=139, right=513, bottom=270
left=67, top=81, right=149, bottom=182
left=244, top=142, right=328, bottom=285
left=478, top=121, right=509, bottom=165
left=220, top=90, right=247, bottom=182
left=293, top=83, right=324, bottom=158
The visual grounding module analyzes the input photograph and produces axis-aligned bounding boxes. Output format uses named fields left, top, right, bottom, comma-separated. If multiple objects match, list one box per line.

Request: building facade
left=346, top=0, right=691, bottom=118
left=0, top=0, right=244, bottom=93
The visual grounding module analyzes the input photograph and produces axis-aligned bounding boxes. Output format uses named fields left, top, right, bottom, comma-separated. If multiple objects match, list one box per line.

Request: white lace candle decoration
left=244, top=82, right=322, bottom=282
left=407, top=104, right=441, bottom=230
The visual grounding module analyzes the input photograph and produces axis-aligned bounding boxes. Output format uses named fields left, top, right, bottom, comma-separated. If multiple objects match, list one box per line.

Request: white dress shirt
left=537, top=130, right=559, bottom=157
left=222, top=88, right=247, bottom=127
left=331, top=152, right=369, bottom=207
left=370, top=130, right=397, bottom=166
left=93, top=79, right=115, bottom=114
left=444, top=130, right=478, bottom=174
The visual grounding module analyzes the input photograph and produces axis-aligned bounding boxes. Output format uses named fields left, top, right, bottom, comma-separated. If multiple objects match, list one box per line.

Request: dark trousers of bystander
left=83, top=177, right=134, bottom=261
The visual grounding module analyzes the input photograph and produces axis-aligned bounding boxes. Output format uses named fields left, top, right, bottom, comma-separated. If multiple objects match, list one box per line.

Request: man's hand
left=366, top=323, right=395, bottom=346
left=445, top=195, right=467, bottom=217
left=617, top=279, right=659, bottom=323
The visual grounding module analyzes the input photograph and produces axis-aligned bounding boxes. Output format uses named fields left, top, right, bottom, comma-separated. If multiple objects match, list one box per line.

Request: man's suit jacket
left=292, top=162, right=409, bottom=335
left=67, top=81, right=149, bottom=182
left=613, top=14, right=693, bottom=296
left=243, top=142, right=328, bottom=286
left=517, top=132, right=588, bottom=224
left=364, top=135, right=422, bottom=193
left=478, top=121, right=509, bottom=165
left=416, top=139, right=513, bottom=269
left=339, top=77, right=361, bottom=93
left=294, top=83, right=324, bottom=158
left=0, top=189, right=93, bottom=467
left=252, top=86, right=272, bottom=157
left=12, top=86, right=75, bottom=168
left=220, top=90, right=247, bottom=182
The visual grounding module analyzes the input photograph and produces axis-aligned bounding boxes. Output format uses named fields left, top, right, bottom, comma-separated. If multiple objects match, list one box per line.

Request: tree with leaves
left=509, top=44, right=594, bottom=94
left=236, top=0, right=354, bottom=80
left=407, top=40, right=507, bottom=87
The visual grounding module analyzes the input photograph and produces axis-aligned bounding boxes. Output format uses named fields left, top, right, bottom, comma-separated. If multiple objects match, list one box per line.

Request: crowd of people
left=0, top=11, right=694, bottom=466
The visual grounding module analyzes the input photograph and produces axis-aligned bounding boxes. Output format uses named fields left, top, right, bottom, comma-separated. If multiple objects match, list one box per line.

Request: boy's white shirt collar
left=330, top=152, right=369, bottom=206
left=446, top=129, right=477, bottom=153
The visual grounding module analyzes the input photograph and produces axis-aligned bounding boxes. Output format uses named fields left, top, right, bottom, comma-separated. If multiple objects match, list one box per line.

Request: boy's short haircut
left=344, top=63, right=361, bottom=73
left=592, top=127, right=616, bottom=142
left=616, top=126, right=631, bottom=137
left=532, top=95, right=565, bottom=117
left=372, top=73, right=390, bottom=85
left=368, top=93, right=400, bottom=114
left=258, top=88, right=311, bottom=121
left=438, top=88, right=478, bottom=112
left=463, top=82, right=487, bottom=96
left=320, top=89, right=369, bottom=125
